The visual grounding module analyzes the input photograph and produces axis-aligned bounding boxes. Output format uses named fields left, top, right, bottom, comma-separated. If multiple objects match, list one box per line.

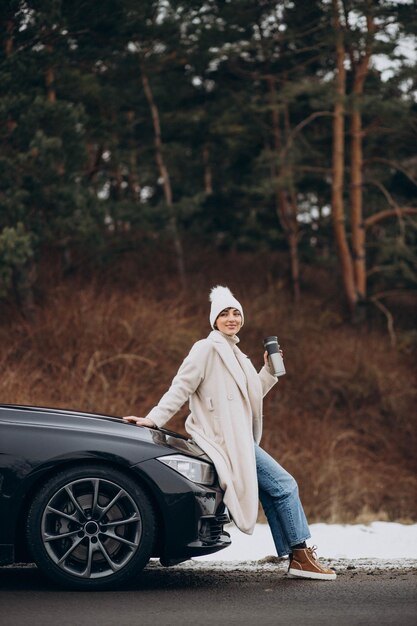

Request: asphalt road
left=1, top=562, right=416, bottom=626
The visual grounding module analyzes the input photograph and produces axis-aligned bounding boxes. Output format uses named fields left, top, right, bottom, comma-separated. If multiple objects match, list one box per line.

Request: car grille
left=199, top=513, right=230, bottom=544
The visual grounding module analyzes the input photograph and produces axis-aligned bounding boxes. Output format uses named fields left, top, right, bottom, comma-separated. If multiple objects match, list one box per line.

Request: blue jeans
left=255, top=444, right=311, bottom=557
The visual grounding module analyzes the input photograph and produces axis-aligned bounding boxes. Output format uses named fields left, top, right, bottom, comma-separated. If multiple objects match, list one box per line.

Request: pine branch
left=370, top=296, right=396, bottom=347
left=365, top=208, right=417, bottom=229
left=279, top=111, right=334, bottom=161
left=363, top=158, right=417, bottom=189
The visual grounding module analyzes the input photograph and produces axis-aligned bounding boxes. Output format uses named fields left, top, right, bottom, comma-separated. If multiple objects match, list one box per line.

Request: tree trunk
left=5, top=19, right=13, bottom=56
left=331, top=0, right=356, bottom=316
left=284, top=99, right=301, bottom=302
left=349, top=7, right=375, bottom=307
left=350, top=102, right=366, bottom=299
left=288, top=230, right=300, bottom=302
left=85, top=142, right=103, bottom=186
left=45, top=44, right=56, bottom=103
left=126, top=110, right=141, bottom=200
left=203, top=143, right=213, bottom=195
left=267, top=76, right=300, bottom=302
left=5, top=18, right=17, bottom=133
left=141, top=68, right=186, bottom=290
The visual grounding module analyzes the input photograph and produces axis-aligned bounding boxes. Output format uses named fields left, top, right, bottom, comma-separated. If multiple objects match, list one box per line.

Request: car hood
left=0, top=404, right=211, bottom=462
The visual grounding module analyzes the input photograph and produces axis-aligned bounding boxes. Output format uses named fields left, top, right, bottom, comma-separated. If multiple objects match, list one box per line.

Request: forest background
left=1, top=0, right=416, bottom=523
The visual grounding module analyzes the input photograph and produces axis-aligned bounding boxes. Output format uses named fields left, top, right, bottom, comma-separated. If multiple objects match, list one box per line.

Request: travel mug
left=263, top=336, right=286, bottom=377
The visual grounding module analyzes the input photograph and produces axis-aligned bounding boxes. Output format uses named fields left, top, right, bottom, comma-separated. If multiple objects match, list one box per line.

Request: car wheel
left=26, top=464, right=156, bottom=590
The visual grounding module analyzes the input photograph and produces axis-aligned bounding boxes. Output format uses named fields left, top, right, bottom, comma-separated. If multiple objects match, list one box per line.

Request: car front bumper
left=132, top=458, right=231, bottom=563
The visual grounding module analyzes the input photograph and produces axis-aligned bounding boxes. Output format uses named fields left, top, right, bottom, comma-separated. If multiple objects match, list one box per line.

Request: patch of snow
left=193, top=522, right=417, bottom=562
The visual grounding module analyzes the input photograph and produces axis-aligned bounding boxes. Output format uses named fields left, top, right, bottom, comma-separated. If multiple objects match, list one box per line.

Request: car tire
left=26, top=464, right=156, bottom=590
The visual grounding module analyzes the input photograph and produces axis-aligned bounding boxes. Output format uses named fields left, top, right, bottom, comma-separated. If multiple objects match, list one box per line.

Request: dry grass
left=1, top=246, right=416, bottom=523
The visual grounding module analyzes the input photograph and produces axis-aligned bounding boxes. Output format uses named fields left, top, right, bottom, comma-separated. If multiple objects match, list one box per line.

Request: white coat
left=146, top=329, right=278, bottom=533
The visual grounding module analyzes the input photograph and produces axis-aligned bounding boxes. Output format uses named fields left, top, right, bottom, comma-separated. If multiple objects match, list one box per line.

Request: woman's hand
left=122, top=416, right=156, bottom=428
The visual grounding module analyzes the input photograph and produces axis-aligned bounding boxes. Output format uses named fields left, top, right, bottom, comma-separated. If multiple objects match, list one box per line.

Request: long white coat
left=146, top=330, right=278, bottom=533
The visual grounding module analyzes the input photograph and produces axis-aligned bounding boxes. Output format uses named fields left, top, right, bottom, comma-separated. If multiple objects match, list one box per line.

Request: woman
left=124, top=286, right=336, bottom=580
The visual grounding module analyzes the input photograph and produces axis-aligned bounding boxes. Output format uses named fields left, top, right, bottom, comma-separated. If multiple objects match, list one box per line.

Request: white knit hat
left=209, top=285, right=244, bottom=329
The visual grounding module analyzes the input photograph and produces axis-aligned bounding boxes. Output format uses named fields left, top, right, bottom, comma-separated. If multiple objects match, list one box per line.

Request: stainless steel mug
left=263, top=336, right=286, bottom=377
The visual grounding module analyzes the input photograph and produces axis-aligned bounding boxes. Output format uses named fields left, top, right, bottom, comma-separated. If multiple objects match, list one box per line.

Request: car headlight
left=157, top=454, right=216, bottom=486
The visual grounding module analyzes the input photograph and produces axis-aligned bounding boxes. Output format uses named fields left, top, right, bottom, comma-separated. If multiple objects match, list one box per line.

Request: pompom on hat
left=209, top=285, right=244, bottom=329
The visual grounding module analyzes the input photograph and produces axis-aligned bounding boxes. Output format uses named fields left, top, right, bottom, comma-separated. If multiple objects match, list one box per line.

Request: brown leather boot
left=288, top=546, right=336, bottom=580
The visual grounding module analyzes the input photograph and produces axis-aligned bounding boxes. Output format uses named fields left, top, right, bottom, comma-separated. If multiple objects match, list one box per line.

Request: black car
left=0, top=404, right=230, bottom=590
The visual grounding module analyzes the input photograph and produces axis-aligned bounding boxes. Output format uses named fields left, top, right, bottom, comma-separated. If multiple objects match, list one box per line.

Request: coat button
left=227, top=394, right=233, bottom=400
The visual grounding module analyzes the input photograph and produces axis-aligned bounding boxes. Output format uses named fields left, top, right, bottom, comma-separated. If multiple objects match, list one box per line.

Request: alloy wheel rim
left=41, top=477, right=142, bottom=579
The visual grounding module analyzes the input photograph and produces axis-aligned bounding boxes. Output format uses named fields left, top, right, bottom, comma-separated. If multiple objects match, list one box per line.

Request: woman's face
left=215, top=308, right=242, bottom=335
